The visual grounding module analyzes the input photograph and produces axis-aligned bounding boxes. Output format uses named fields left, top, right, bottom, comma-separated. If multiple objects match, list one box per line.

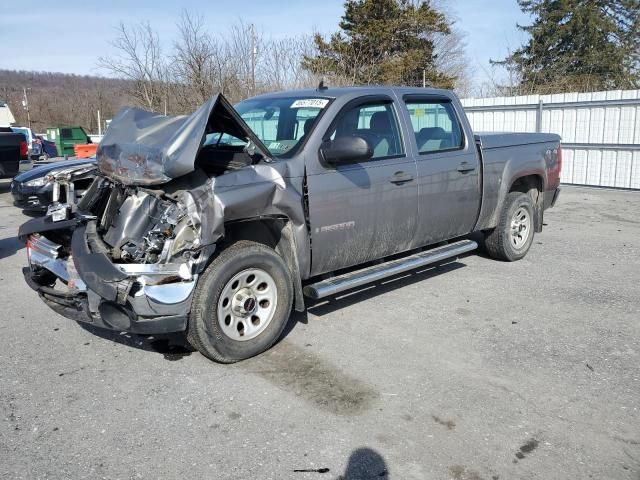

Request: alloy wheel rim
left=217, top=268, right=277, bottom=341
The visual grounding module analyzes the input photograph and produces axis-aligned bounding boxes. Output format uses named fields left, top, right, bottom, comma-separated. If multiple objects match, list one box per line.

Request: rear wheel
left=484, top=191, right=535, bottom=261
left=187, top=241, right=293, bottom=363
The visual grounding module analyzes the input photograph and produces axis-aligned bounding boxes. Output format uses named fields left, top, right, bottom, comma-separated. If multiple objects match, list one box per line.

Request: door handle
left=389, top=171, right=414, bottom=185
left=457, top=162, right=476, bottom=173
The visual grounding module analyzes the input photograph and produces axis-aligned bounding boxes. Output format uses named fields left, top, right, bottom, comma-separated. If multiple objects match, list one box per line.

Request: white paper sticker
left=290, top=98, right=329, bottom=109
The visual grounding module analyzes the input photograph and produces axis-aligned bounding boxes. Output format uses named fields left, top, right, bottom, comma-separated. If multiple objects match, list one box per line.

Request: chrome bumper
left=27, top=234, right=87, bottom=291
left=24, top=231, right=197, bottom=333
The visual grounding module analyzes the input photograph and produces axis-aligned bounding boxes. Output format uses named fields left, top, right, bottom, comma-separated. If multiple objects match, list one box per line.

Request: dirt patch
left=241, top=340, right=379, bottom=416
left=449, top=465, right=484, bottom=480
left=515, top=438, right=539, bottom=459
left=432, top=414, right=456, bottom=430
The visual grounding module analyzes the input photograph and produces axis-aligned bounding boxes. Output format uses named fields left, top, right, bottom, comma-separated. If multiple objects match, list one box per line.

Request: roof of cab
left=249, top=86, right=456, bottom=101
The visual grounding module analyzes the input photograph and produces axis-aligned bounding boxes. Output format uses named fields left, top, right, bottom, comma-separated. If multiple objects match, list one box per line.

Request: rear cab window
left=404, top=100, right=464, bottom=154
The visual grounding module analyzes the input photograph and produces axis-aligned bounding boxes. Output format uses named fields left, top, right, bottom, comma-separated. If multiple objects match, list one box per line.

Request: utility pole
left=97, top=110, right=102, bottom=136
left=251, top=23, right=257, bottom=96
left=22, top=87, right=31, bottom=129
left=422, top=69, right=426, bottom=88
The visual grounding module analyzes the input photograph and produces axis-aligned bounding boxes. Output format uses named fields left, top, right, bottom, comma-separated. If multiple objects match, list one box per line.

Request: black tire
left=484, top=191, right=535, bottom=261
left=187, top=240, right=293, bottom=363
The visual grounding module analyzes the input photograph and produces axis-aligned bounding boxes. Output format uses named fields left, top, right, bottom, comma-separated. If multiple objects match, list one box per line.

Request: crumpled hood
left=96, top=94, right=271, bottom=186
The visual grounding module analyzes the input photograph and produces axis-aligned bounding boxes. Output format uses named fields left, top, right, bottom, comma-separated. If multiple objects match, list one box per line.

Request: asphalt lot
left=0, top=180, right=638, bottom=480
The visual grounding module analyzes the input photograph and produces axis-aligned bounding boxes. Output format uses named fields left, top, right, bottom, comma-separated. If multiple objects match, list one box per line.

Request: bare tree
left=260, top=36, right=320, bottom=91
left=171, top=11, right=218, bottom=111
left=431, top=27, right=471, bottom=95
left=429, top=1, right=472, bottom=96
left=225, top=21, right=264, bottom=99
left=98, top=22, right=167, bottom=111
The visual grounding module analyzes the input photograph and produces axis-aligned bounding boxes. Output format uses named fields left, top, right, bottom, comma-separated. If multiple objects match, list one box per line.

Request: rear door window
left=404, top=100, right=464, bottom=153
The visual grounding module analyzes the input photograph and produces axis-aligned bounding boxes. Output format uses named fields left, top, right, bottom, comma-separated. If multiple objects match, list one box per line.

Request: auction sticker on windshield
left=291, top=98, right=329, bottom=109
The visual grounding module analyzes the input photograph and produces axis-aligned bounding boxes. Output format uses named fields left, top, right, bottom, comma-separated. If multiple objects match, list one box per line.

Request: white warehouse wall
left=461, top=90, right=640, bottom=189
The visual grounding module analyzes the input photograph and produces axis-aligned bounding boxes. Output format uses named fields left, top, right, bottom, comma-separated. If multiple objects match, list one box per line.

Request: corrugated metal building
left=461, top=90, right=640, bottom=189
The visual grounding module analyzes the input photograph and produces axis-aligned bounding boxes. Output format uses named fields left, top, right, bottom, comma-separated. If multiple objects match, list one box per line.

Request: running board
left=303, top=239, right=478, bottom=300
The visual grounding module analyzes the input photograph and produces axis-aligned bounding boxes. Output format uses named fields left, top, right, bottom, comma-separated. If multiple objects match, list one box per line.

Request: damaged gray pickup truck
left=19, top=87, right=561, bottom=363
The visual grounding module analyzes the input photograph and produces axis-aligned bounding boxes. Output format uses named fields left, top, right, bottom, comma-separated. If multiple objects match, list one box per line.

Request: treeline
left=95, top=7, right=470, bottom=116
left=0, top=70, right=133, bottom=133
left=493, top=0, right=639, bottom=95
left=3, top=0, right=637, bottom=134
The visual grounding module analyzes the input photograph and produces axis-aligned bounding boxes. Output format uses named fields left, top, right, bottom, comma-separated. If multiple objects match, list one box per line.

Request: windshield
left=203, top=96, right=330, bottom=157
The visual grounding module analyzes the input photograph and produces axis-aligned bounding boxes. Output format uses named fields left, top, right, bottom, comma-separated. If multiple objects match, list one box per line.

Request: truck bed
left=474, top=131, right=561, bottom=233
left=475, top=132, right=560, bottom=149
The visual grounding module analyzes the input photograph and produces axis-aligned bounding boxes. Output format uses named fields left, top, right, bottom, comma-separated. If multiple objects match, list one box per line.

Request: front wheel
left=188, top=240, right=293, bottom=363
left=484, top=191, right=535, bottom=261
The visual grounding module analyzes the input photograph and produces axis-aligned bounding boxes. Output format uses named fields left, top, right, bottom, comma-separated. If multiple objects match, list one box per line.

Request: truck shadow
left=77, top=323, right=194, bottom=361
left=0, top=236, right=24, bottom=260
left=74, top=256, right=473, bottom=360
left=301, top=260, right=467, bottom=319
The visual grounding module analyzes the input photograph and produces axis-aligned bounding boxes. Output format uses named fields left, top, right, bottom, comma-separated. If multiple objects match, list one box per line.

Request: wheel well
left=509, top=174, right=542, bottom=195
left=509, top=174, right=543, bottom=232
left=223, top=217, right=305, bottom=312
left=224, top=218, right=282, bottom=249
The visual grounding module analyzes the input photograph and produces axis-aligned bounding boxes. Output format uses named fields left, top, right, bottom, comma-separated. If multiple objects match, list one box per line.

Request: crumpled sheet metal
left=178, top=161, right=310, bottom=277
left=97, top=96, right=219, bottom=186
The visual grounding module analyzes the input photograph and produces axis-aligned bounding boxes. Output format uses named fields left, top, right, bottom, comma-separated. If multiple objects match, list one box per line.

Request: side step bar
left=303, top=239, right=478, bottom=300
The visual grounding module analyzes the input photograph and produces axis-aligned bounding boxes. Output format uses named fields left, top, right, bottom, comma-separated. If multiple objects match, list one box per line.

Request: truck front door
left=306, top=96, right=418, bottom=276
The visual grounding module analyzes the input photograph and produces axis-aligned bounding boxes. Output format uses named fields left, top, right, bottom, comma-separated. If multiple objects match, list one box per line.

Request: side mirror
left=321, top=136, right=372, bottom=165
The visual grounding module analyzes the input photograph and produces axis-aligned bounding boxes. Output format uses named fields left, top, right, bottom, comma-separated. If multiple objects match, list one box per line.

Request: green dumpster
left=46, top=126, right=90, bottom=157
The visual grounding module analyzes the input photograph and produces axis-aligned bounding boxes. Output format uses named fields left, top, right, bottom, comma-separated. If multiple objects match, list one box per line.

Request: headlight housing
left=24, top=177, right=49, bottom=187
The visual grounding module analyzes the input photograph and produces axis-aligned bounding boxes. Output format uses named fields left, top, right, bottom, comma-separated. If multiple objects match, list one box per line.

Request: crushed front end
left=19, top=175, right=208, bottom=334
left=18, top=93, right=304, bottom=335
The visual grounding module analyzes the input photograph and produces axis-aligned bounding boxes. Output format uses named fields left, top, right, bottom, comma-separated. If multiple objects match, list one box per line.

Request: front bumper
left=11, top=182, right=51, bottom=211
left=21, top=217, right=195, bottom=334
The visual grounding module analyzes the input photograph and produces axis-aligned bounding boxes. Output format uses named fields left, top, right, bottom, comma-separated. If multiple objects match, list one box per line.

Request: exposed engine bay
left=82, top=179, right=200, bottom=266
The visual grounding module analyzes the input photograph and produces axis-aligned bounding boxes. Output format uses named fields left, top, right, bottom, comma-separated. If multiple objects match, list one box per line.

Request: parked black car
left=11, top=158, right=96, bottom=212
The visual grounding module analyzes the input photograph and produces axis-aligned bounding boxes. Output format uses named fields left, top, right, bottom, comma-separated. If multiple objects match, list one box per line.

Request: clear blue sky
left=0, top=0, right=530, bottom=93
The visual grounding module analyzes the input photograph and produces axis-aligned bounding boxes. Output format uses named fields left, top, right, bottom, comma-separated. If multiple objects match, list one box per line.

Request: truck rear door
left=400, top=95, right=481, bottom=247
left=306, top=95, right=418, bottom=276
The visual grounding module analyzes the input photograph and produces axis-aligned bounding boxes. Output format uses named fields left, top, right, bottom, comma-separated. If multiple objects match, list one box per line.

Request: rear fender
left=482, top=164, right=546, bottom=232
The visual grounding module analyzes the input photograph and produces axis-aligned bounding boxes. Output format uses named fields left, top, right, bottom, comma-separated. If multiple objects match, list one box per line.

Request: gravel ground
left=0, top=181, right=638, bottom=480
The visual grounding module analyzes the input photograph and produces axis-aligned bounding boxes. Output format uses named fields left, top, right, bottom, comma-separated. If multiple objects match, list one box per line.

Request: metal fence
left=460, top=90, right=640, bottom=189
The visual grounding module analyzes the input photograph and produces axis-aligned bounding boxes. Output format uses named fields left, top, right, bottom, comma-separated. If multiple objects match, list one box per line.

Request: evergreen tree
left=502, top=0, right=639, bottom=93
left=302, top=0, right=455, bottom=88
